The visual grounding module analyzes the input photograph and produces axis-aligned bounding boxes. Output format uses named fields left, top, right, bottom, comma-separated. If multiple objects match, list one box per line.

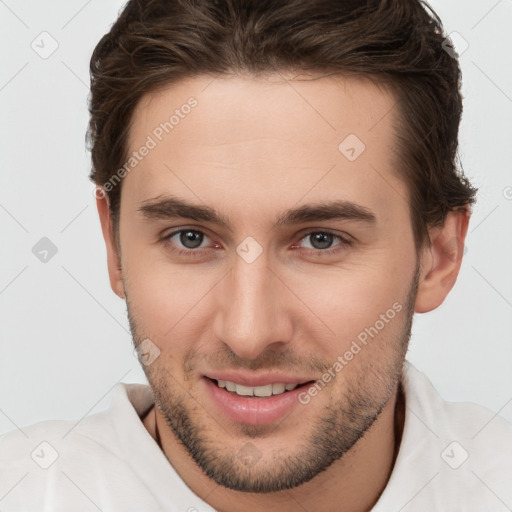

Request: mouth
left=209, top=377, right=311, bottom=397
left=202, top=376, right=316, bottom=426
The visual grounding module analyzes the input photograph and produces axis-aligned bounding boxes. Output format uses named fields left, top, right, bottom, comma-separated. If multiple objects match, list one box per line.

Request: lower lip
left=203, top=377, right=310, bottom=426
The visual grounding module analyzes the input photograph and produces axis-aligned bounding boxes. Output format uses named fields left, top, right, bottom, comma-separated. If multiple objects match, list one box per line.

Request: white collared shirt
left=1, top=361, right=511, bottom=511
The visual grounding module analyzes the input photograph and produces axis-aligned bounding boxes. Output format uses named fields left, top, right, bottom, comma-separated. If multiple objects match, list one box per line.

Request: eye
left=162, top=228, right=217, bottom=256
left=294, top=230, right=352, bottom=255
left=174, top=229, right=207, bottom=249
left=302, top=232, right=337, bottom=250
left=160, top=227, right=352, bottom=259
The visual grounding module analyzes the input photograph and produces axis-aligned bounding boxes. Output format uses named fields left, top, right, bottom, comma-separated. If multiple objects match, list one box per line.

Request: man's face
left=117, top=73, right=420, bottom=491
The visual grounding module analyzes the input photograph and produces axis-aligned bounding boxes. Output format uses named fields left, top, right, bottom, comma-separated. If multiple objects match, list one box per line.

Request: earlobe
left=96, top=192, right=125, bottom=299
left=414, top=207, right=470, bottom=313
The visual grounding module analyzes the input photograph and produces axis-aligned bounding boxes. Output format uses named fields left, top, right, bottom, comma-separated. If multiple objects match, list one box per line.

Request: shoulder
left=0, top=382, right=150, bottom=465
left=402, top=360, right=512, bottom=443
left=0, top=382, right=155, bottom=511
left=0, top=406, right=126, bottom=491
left=375, top=362, right=512, bottom=511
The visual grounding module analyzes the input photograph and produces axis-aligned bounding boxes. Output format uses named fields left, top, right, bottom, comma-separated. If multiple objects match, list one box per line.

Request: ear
left=96, top=191, right=125, bottom=299
left=415, top=206, right=470, bottom=313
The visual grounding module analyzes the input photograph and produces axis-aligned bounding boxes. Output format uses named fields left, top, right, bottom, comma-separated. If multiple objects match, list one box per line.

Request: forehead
left=128, top=71, right=397, bottom=152
left=122, top=72, right=405, bottom=223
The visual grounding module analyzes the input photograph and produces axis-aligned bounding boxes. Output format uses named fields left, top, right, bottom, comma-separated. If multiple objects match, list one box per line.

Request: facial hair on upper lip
left=125, top=260, right=420, bottom=493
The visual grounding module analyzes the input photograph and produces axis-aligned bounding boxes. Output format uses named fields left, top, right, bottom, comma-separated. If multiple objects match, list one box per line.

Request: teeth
left=236, top=384, right=254, bottom=396
left=254, top=384, right=273, bottom=397
left=216, top=380, right=299, bottom=396
left=272, top=383, right=285, bottom=394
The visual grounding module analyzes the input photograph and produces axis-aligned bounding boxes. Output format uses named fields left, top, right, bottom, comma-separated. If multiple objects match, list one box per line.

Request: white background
left=0, top=0, right=511, bottom=436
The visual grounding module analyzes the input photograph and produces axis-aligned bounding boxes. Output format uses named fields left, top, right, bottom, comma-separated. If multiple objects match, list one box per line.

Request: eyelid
left=160, top=226, right=353, bottom=256
left=294, top=229, right=353, bottom=252
left=162, top=225, right=213, bottom=241
left=296, top=227, right=353, bottom=242
left=162, top=227, right=350, bottom=243
left=162, top=227, right=215, bottom=248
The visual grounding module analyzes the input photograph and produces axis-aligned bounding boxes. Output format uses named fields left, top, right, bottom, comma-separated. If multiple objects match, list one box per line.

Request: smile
left=203, top=376, right=315, bottom=425
left=215, top=379, right=301, bottom=397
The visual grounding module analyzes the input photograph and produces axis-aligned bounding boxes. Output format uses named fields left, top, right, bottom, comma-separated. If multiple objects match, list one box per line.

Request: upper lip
left=204, top=372, right=314, bottom=387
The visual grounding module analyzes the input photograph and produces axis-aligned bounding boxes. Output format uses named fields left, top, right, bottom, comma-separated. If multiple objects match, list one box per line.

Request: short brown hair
left=87, top=0, right=476, bottom=249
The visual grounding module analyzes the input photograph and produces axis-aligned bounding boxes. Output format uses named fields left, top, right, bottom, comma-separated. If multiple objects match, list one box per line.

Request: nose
left=212, top=252, right=292, bottom=360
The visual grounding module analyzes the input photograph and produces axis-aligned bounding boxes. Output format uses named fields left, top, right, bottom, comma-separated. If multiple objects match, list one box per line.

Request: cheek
left=122, top=218, right=415, bottom=356
left=122, top=245, right=175, bottom=330
left=282, top=257, right=410, bottom=351
left=123, top=249, right=219, bottom=341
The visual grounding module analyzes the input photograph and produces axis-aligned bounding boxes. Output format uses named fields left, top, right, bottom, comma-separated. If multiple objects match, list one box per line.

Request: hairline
left=110, top=70, right=427, bottom=254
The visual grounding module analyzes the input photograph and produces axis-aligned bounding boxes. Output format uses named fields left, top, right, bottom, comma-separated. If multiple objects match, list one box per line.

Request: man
left=1, top=0, right=511, bottom=510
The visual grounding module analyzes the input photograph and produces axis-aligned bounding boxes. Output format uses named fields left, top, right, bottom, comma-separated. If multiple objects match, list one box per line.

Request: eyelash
left=160, top=228, right=353, bottom=258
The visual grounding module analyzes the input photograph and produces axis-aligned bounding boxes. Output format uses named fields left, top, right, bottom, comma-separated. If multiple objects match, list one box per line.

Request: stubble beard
left=126, top=265, right=418, bottom=493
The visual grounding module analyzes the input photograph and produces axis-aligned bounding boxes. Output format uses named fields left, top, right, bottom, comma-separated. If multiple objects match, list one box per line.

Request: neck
left=143, top=384, right=405, bottom=512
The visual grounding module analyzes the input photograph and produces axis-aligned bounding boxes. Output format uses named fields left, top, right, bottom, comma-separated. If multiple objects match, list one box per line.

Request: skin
left=97, top=72, right=469, bottom=512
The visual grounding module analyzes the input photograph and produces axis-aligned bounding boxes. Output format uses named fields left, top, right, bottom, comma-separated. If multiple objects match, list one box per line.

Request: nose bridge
left=214, top=251, right=287, bottom=359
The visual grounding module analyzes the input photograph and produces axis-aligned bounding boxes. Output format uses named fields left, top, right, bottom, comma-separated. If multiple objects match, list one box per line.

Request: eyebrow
left=137, top=194, right=377, bottom=229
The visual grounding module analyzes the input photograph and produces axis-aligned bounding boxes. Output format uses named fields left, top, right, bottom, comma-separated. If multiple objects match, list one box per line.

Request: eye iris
left=180, top=230, right=203, bottom=249
left=310, top=232, right=333, bottom=250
